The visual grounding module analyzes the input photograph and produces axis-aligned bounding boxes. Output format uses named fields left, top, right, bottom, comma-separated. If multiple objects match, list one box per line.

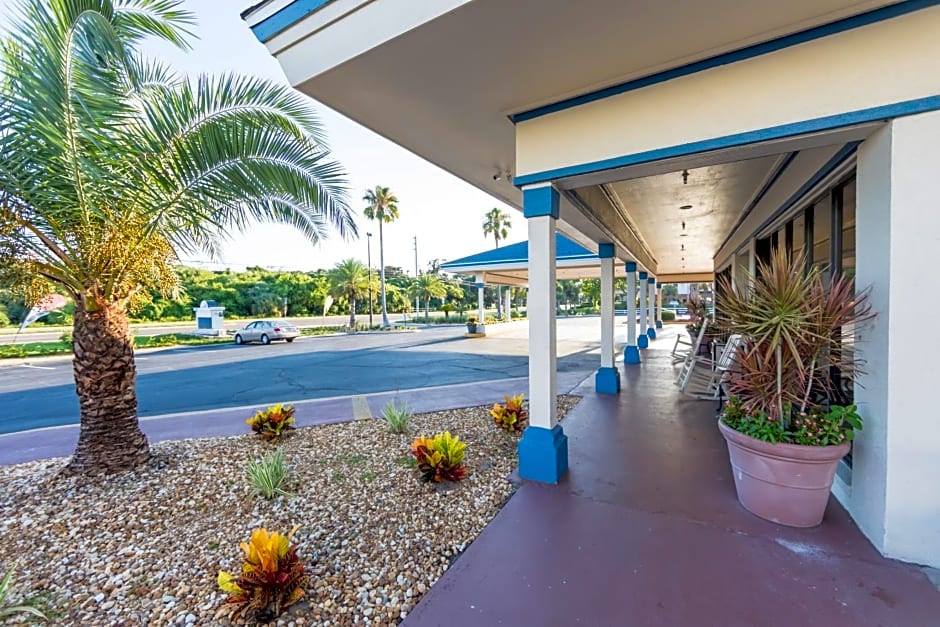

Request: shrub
left=411, top=431, right=467, bottom=483
left=0, top=309, right=9, bottom=328
left=246, top=449, right=293, bottom=499
left=661, top=310, right=676, bottom=321
left=246, top=404, right=296, bottom=440
left=489, top=393, right=527, bottom=433
left=382, top=400, right=412, bottom=434
left=218, top=526, right=306, bottom=622
left=59, top=332, right=73, bottom=344
left=0, top=563, right=46, bottom=620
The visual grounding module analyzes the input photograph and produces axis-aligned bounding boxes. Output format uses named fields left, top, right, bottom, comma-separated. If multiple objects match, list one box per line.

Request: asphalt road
left=0, top=320, right=604, bottom=434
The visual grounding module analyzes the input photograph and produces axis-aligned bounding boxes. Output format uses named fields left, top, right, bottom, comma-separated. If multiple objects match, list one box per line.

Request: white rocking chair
left=672, top=317, right=709, bottom=365
left=677, top=333, right=743, bottom=400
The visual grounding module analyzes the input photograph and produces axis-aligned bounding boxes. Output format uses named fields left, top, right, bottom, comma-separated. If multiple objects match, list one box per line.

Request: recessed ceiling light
left=679, top=205, right=693, bottom=210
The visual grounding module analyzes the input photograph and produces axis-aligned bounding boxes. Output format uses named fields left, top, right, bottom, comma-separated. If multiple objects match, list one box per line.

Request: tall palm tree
left=414, top=273, right=447, bottom=318
left=482, top=208, right=512, bottom=318
left=327, top=259, right=370, bottom=327
left=0, top=0, right=354, bottom=475
left=363, top=186, right=399, bottom=327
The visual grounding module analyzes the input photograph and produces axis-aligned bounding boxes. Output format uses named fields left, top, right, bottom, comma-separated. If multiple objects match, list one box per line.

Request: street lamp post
left=366, top=232, right=374, bottom=327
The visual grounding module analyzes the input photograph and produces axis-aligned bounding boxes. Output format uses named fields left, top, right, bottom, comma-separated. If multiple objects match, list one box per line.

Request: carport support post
left=595, top=243, right=620, bottom=393
left=624, top=262, right=640, bottom=364
left=637, top=271, right=649, bottom=349
left=646, top=277, right=657, bottom=340
left=505, top=287, right=512, bottom=321
left=475, top=274, right=486, bottom=334
left=518, top=185, right=567, bottom=483
left=655, top=281, right=663, bottom=329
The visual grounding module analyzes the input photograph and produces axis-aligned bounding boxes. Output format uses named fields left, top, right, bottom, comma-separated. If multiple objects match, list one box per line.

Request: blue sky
left=1, top=0, right=523, bottom=273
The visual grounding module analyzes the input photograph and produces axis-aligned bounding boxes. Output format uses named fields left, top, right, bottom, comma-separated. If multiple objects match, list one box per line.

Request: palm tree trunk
left=425, top=297, right=430, bottom=319
left=379, top=220, right=389, bottom=327
left=65, top=301, right=149, bottom=475
left=349, top=296, right=356, bottom=328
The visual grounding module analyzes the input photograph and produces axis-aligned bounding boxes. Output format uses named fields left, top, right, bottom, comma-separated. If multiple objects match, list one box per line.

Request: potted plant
left=466, top=316, right=479, bottom=333
left=716, top=248, right=874, bottom=527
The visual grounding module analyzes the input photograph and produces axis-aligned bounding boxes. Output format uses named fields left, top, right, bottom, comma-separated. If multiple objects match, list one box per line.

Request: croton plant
left=489, top=393, right=527, bottom=434
left=246, top=404, right=296, bottom=441
left=411, top=431, right=467, bottom=483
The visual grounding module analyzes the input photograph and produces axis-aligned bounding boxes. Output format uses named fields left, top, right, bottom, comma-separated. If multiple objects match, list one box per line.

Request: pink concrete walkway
left=405, top=346, right=940, bottom=626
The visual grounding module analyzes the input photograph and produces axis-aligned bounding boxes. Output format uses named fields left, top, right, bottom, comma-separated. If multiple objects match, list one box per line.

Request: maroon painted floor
left=405, top=344, right=940, bottom=626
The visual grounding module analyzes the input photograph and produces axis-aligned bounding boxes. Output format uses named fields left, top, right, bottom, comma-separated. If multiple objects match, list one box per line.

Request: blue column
left=647, top=276, right=657, bottom=340
left=624, top=261, right=641, bottom=364
left=518, top=185, right=567, bottom=484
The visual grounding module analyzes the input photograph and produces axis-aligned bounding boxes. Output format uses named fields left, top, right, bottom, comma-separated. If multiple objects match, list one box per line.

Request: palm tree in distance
left=328, top=259, right=370, bottom=328
left=482, top=208, right=512, bottom=318
left=415, top=273, right=447, bottom=318
left=0, top=0, right=354, bottom=475
left=363, top=186, right=399, bottom=327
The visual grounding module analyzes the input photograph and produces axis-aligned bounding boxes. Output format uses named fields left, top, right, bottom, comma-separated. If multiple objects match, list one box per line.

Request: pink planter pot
left=718, top=420, right=850, bottom=528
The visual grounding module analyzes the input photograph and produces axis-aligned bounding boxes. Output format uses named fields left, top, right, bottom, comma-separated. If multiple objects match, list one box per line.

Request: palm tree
left=414, top=273, right=447, bottom=318
left=482, top=208, right=512, bottom=318
left=363, top=186, right=399, bottom=327
left=327, top=259, right=370, bottom=327
left=0, top=0, right=354, bottom=475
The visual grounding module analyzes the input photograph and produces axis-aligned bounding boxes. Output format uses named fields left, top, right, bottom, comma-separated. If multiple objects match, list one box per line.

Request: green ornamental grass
left=0, top=563, right=46, bottom=620
left=246, top=449, right=293, bottom=499
left=381, top=400, right=412, bottom=434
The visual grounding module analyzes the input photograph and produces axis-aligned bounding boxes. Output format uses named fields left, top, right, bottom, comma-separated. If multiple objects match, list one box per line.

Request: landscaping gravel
left=0, top=396, right=580, bottom=626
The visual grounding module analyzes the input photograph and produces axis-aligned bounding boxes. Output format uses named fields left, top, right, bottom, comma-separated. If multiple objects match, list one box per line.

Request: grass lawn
left=0, top=333, right=230, bottom=360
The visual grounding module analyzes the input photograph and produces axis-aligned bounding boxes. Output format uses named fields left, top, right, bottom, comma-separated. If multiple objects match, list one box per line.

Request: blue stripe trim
left=250, top=0, right=333, bottom=42
left=511, top=0, right=940, bottom=123
left=512, top=95, right=940, bottom=187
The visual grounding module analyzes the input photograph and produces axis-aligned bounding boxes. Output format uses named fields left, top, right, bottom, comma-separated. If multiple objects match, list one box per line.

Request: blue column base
left=594, top=366, right=621, bottom=394
left=647, top=327, right=656, bottom=340
left=518, top=424, right=568, bottom=484
left=638, top=334, right=649, bottom=349
left=655, top=320, right=663, bottom=329
left=624, top=345, right=641, bottom=364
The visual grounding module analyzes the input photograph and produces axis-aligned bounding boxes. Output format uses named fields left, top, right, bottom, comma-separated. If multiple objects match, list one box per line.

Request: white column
left=646, top=277, right=657, bottom=340
left=505, top=287, right=512, bottom=321
left=656, top=281, right=664, bottom=329
left=638, top=271, right=649, bottom=349
left=518, top=185, right=567, bottom=483
left=595, top=244, right=620, bottom=393
left=841, top=109, right=940, bottom=569
left=624, top=262, right=640, bottom=363
left=475, top=274, right=486, bottom=334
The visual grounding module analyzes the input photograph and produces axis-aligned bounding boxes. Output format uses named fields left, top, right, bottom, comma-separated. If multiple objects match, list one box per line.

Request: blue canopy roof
left=441, top=234, right=595, bottom=272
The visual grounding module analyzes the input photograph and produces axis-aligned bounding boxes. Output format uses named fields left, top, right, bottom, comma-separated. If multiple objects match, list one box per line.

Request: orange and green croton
left=218, top=525, right=306, bottom=621
left=246, top=404, right=296, bottom=440
left=489, top=393, right=527, bottom=433
left=411, top=431, right=467, bottom=483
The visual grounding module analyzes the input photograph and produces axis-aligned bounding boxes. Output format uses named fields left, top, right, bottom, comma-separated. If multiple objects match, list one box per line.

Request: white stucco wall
left=515, top=6, right=940, bottom=179
left=849, top=109, right=940, bottom=569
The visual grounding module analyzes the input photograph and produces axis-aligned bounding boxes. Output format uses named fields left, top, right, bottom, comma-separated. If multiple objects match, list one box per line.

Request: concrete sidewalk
left=0, top=371, right=589, bottom=466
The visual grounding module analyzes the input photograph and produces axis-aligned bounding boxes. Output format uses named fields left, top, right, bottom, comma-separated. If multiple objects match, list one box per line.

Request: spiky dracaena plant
left=717, top=247, right=874, bottom=425
left=0, top=0, right=354, bottom=475
left=218, top=526, right=306, bottom=622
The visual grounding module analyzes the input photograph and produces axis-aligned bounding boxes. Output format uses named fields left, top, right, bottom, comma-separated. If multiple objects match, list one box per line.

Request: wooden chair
left=677, top=333, right=743, bottom=400
left=671, top=317, right=709, bottom=365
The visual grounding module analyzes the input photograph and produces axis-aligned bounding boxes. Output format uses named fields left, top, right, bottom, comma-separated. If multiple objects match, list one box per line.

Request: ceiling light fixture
left=682, top=169, right=690, bottom=184
left=681, top=244, right=685, bottom=251
left=681, top=221, right=686, bottom=230
left=680, top=233, right=688, bottom=237
left=679, top=204, right=692, bottom=211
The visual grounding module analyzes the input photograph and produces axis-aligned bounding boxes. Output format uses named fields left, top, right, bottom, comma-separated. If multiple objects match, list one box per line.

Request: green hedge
left=661, top=310, right=676, bottom=321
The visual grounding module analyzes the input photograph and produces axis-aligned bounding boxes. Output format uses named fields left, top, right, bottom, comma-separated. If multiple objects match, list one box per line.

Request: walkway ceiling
left=271, top=0, right=893, bottom=271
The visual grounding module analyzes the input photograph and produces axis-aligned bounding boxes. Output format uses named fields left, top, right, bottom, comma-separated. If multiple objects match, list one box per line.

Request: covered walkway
left=405, top=333, right=940, bottom=626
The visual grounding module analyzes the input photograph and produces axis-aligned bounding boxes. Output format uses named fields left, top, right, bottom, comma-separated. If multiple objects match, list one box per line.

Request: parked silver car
left=233, top=320, right=300, bottom=345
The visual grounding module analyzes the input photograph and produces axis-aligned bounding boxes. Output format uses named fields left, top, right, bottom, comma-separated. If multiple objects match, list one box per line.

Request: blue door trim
left=511, top=0, right=940, bottom=123
left=512, top=95, right=940, bottom=188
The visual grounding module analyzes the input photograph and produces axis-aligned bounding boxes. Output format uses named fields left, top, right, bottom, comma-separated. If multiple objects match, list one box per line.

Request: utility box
left=193, top=300, right=226, bottom=336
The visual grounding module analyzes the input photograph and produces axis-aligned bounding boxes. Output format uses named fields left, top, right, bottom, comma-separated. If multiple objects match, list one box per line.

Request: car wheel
left=234, top=334, right=243, bottom=345
left=286, top=338, right=295, bottom=343
left=261, top=334, right=271, bottom=345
